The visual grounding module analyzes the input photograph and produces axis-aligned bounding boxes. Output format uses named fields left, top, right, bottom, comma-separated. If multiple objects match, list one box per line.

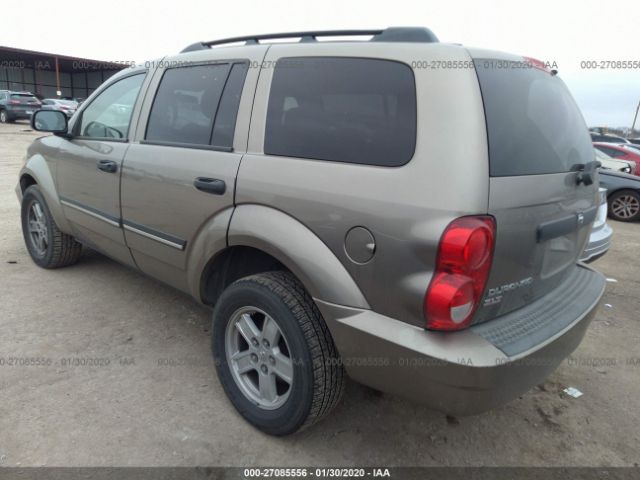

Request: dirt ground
left=0, top=120, right=639, bottom=467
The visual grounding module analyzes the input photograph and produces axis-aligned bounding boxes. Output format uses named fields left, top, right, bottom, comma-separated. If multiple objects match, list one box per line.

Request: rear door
left=469, top=52, right=599, bottom=323
left=120, top=47, right=266, bottom=292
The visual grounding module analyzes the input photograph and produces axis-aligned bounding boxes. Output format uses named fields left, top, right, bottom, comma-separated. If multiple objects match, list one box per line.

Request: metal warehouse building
left=0, top=46, right=128, bottom=100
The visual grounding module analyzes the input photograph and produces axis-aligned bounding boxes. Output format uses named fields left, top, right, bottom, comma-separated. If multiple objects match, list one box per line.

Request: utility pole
left=632, top=100, right=640, bottom=138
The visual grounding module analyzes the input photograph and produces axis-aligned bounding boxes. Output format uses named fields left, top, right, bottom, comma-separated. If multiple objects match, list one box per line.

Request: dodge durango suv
left=17, top=27, right=606, bottom=435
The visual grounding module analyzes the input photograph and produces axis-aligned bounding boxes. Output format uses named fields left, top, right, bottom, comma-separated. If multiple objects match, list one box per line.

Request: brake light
left=523, top=56, right=552, bottom=74
left=9, top=100, right=20, bottom=104
left=424, top=216, right=495, bottom=331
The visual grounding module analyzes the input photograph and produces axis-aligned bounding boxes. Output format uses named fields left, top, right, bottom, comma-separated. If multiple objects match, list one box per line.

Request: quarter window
left=77, top=73, right=145, bottom=139
left=264, top=57, right=417, bottom=166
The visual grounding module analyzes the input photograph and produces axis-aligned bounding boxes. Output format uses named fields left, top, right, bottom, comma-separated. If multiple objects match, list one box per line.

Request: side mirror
left=31, top=109, right=68, bottom=134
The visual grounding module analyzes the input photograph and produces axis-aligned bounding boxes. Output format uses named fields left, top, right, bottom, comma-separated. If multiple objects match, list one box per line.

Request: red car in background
left=593, top=142, right=640, bottom=175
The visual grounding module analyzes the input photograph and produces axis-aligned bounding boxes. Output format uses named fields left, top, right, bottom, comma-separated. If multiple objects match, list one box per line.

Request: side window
left=145, top=62, right=248, bottom=149
left=211, top=63, right=248, bottom=148
left=77, top=73, right=145, bottom=140
left=264, top=57, right=417, bottom=166
left=600, top=147, right=622, bottom=157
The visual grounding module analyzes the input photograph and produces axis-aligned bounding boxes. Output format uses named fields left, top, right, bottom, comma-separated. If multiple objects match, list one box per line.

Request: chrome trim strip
left=123, top=223, right=185, bottom=250
left=60, top=199, right=121, bottom=228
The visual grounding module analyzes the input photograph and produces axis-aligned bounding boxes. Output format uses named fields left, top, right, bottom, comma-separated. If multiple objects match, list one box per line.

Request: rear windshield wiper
left=575, top=161, right=601, bottom=186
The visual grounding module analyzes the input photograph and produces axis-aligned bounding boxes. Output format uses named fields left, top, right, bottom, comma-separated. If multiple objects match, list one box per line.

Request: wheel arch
left=199, top=245, right=289, bottom=306
left=19, top=157, right=72, bottom=233
left=224, top=204, right=369, bottom=309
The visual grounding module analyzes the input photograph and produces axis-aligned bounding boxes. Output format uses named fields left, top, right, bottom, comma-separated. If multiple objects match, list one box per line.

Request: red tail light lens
left=9, top=100, right=20, bottom=104
left=425, top=216, right=495, bottom=331
left=523, top=56, right=551, bottom=74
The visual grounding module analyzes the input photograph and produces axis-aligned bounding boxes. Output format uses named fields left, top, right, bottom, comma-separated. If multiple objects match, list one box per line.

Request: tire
left=21, top=185, right=83, bottom=268
left=0, top=109, right=9, bottom=123
left=212, top=271, right=345, bottom=435
left=608, top=189, right=640, bottom=222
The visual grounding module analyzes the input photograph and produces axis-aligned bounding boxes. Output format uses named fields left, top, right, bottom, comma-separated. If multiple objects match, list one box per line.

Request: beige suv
left=18, top=28, right=605, bottom=435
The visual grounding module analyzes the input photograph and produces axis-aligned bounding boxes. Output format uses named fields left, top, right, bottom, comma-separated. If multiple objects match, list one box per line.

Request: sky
left=2, top=0, right=639, bottom=127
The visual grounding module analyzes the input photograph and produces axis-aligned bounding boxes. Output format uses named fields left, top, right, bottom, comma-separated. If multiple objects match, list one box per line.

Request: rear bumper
left=316, top=264, right=605, bottom=415
left=5, top=109, right=33, bottom=120
left=580, top=222, right=613, bottom=263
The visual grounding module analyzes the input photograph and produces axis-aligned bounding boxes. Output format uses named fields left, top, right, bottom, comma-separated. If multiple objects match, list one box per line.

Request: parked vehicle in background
left=599, top=170, right=640, bottom=222
left=61, top=96, right=86, bottom=106
left=618, top=143, right=640, bottom=156
left=629, top=138, right=640, bottom=146
left=0, top=90, right=42, bottom=123
left=590, top=132, right=630, bottom=144
left=594, top=148, right=634, bottom=174
left=41, top=99, right=79, bottom=118
left=580, top=188, right=612, bottom=262
left=17, top=27, right=606, bottom=435
left=594, top=142, right=640, bottom=174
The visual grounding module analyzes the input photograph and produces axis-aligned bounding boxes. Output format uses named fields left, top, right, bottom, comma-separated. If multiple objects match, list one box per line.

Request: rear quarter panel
left=236, top=43, right=489, bottom=327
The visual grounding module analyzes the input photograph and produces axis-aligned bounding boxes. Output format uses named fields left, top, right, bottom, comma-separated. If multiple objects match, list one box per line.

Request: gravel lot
left=1, top=120, right=639, bottom=467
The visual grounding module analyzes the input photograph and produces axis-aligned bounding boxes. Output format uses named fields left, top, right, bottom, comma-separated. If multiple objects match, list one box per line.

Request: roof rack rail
left=180, top=27, right=438, bottom=53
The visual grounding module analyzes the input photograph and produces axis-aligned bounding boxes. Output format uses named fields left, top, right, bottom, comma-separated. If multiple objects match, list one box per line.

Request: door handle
left=194, top=177, right=226, bottom=195
left=97, top=159, right=118, bottom=173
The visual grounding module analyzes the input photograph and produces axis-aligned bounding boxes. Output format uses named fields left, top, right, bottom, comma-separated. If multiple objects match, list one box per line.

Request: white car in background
left=594, top=147, right=634, bottom=174
left=581, top=188, right=612, bottom=263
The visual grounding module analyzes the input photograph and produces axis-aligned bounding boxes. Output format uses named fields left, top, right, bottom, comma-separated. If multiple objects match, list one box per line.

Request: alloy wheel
left=611, top=194, right=640, bottom=219
left=27, top=200, right=49, bottom=256
left=225, top=306, right=294, bottom=410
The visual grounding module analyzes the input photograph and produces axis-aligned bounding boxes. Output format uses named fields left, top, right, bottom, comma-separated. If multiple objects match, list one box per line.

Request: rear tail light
left=424, top=216, right=495, bottom=331
left=9, top=100, right=20, bottom=105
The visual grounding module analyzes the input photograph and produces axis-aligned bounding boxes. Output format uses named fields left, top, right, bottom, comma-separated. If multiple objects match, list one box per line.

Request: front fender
left=19, top=154, right=72, bottom=233
left=228, top=205, right=369, bottom=309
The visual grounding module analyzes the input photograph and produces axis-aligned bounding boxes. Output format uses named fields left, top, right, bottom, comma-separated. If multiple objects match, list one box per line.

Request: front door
left=56, top=72, right=146, bottom=267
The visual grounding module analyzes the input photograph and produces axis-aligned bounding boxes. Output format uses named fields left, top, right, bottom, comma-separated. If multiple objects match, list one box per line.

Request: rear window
left=265, top=57, right=416, bottom=166
left=475, top=60, right=593, bottom=176
left=10, top=93, right=37, bottom=101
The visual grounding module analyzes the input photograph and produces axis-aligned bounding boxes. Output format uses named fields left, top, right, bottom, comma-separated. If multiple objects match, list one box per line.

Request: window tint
left=78, top=73, right=145, bottom=139
left=145, top=62, right=247, bottom=148
left=596, top=145, right=623, bottom=157
left=11, top=93, right=37, bottom=101
left=211, top=63, right=248, bottom=148
left=265, top=57, right=416, bottom=166
left=475, top=60, right=593, bottom=176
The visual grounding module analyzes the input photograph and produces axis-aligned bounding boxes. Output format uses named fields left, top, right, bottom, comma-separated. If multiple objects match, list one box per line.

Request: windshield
left=56, top=100, right=78, bottom=107
left=10, top=93, right=38, bottom=101
left=594, top=149, right=612, bottom=161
